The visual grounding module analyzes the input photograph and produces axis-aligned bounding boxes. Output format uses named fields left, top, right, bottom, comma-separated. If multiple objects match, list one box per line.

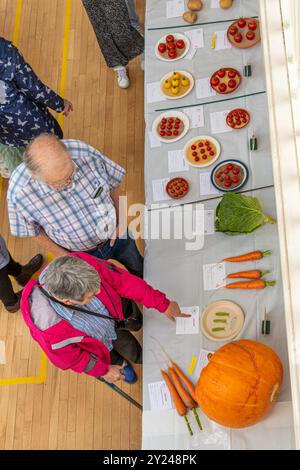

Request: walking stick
left=96, top=377, right=143, bottom=411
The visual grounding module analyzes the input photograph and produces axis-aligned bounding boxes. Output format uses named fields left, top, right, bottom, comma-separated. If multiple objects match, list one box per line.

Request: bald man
left=7, top=134, right=143, bottom=278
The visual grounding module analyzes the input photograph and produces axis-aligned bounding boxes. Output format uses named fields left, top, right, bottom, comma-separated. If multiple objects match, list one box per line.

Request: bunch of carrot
left=161, top=357, right=202, bottom=436
left=223, top=250, right=276, bottom=290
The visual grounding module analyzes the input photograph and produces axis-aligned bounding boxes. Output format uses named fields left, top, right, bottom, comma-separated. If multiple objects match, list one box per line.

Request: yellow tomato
left=172, top=79, right=180, bottom=87
left=181, top=77, right=190, bottom=87
left=171, top=86, right=180, bottom=95
left=172, top=72, right=181, bottom=80
left=163, top=80, right=171, bottom=89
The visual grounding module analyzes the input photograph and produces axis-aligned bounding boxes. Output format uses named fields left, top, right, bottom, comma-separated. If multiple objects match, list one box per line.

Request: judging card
left=148, top=381, right=173, bottom=411
left=196, top=78, right=217, bottom=99
left=203, top=263, right=226, bottom=290
left=176, top=306, right=200, bottom=335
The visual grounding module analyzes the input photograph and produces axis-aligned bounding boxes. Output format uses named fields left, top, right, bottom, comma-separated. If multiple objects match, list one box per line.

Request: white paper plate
left=183, top=135, right=221, bottom=168
left=152, top=110, right=190, bottom=144
left=201, top=300, right=245, bottom=342
left=155, top=33, right=191, bottom=62
left=160, top=71, right=194, bottom=100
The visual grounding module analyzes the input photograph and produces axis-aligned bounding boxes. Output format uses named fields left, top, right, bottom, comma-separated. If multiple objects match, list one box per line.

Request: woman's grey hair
left=43, top=256, right=101, bottom=302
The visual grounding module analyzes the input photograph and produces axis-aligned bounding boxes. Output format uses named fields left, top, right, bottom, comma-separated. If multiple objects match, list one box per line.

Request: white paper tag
left=204, top=210, right=215, bottom=235
left=184, top=29, right=204, bottom=60
left=196, top=78, right=217, bottom=99
left=146, top=82, right=166, bottom=104
left=166, top=0, right=185, bottom=18
left=214, top=30, right=232, bottom=50
left=152, top=178, right=171, bottom=202
left=211, top=0, right=220, bottom=8
left=203, top=262, right=226, bottom=290
left=149, top=131, right=162, bottom=148
left=183, top=106, right=205, bottom=128
left=148, top=381, right=173, bottom=411
left=193, top=349, right=214, bottom=378
left=176, top=306, right=200, bottom=334
left=200, top=172, right=220, bottom=196
left=210, top=110, right=232, bottom=134
left=168, top=150, right=189, bottom=173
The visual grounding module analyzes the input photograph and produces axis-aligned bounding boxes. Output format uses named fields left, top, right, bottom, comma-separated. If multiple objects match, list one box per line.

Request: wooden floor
left=0, top=0, right=145, bottom=449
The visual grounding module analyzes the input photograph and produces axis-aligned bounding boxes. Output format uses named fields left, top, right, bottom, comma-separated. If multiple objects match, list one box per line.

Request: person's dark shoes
left=5, top=291, right=23, bottom=313
left=16, top=254, right=44, bottom=287
left=121, top=362, right=138, bottom=384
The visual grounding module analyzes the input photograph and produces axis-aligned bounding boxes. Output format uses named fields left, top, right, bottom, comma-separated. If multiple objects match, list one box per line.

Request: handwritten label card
left=184, top=29, right=204, bottom=60
left=214, top=30, right=232, bottom=51
left=146, top=82, right=166, bottom=104
left=152, top=178, right=171, bottom=202
left=168, top=150, right=189, bottom=173
left=176, top=306, right=200, bottom=335
left=183, top=106, right=205, bottom=128
left=210, top=110, right=232, bottom=134
left=166, top=0, right=185, bottom=18
left=200, top=172, right=220, bottom=196
left=203, top=263, right=226, bottom=290
left=149, top=131, right=162, bottom=148
left=196, top=78, right=217, bottom=99
left=148, top=381, right=173, bottom=411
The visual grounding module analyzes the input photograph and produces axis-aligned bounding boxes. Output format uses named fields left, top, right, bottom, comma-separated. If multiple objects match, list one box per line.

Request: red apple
left=166, top=35, right=175, bottom=43
left=218, top=69, right=226, bottom=78
left=234, top=33, right=243, bottom=43
left=219, top=83, right=227, bottom=93
left=158, top=43, right=167, bottom=53
left=176, top=39, right=185, bottom=49
left=246, top=31, right=255, bottom=41
left=248, top=21, right=258, bottom=31
left=228, top=79, right=237, bottom=88
left=238, top=18, right=247, bottom=28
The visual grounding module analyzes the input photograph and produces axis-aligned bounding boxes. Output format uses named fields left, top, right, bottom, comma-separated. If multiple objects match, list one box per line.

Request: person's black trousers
left=110, top=298, right=143, bottom=365
left=0, top=256, right=22, bottom=307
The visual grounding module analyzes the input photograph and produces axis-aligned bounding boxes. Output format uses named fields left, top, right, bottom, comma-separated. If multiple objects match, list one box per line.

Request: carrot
left=225, top=280, right=276, bottom=290
left=161, top=370, right=187, bottom=416
left=161, top=370, right=194, bottom=436
left=223, top=250, right=271, bottom=263
left=170, top=362, right=197, bottom=402
left=168, top=367, right=197, bottom=409
left=227, top=270, right=270, bottom=280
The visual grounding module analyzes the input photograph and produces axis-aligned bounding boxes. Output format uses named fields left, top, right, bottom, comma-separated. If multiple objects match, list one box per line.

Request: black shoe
left=16, top=254, right=44, bottom=287
left=5, top=291, right=23, bottom=313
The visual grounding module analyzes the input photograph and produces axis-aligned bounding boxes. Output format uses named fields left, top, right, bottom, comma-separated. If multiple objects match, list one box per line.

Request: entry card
left=183, top=106, right=205, bottom=128
left=203, top=262, right=226, bottom=290
left=196, top=78, right=217, bottom=99
left=146, top=82, right=166, bottom=104
left=166, top=0, right=185, bottom=18
left=204, top=210, right=215, bottom=235
left=211, top=0, right=221, bottom=8
left=193, top=349, right=214, bottom=378
left=210, top=110, right=232, bottom=134
left=168, top=150, right=189, bottom=173
left=152, top=178, right=171, bottom=202
left=176, top=306, right=200, bottom=334
left=148, top=131, right=162, bottom=149
left=184, top=29, right=204, bottom=60
left=148, top=381, right=173, bottom=411
left=214, top=30, right=232, bottom=51
left=199, top=172, right=220, bottom=196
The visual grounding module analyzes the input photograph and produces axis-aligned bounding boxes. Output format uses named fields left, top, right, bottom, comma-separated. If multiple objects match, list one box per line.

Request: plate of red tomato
left=155, top=33, right=190, bottom=62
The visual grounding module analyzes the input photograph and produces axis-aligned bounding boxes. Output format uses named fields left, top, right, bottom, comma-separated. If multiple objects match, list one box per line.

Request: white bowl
left=183, top=135, right=221, bottom=168
left=160, top=70, right=194, bottom=100
left=155, top=33, right=191, bottom=62
left=152, top=110, right=190, bottom=144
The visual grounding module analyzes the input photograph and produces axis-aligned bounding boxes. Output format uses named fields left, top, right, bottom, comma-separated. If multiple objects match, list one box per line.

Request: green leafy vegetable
left=215, top=193, right=276, bottom=235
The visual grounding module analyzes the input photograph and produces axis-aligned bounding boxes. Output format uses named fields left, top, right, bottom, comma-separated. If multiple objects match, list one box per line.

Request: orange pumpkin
left=195, top=339, right=283, bottom=428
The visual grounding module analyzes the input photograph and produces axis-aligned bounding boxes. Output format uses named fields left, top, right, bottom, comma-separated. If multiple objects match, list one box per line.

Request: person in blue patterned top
left=7, top=134, right=144, bottom=278
left=0, top=37, right=73, bottom=147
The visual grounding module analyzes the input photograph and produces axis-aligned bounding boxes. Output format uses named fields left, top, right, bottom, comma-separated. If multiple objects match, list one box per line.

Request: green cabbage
left=215, top=193, right=276, bottom=235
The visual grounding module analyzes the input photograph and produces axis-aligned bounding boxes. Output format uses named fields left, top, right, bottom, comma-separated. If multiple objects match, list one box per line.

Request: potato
left=219, top=0, right=233, bottom=9
left=187, top=0, right=203, bottom=11
left=183, top=11, right=198, bottom=23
